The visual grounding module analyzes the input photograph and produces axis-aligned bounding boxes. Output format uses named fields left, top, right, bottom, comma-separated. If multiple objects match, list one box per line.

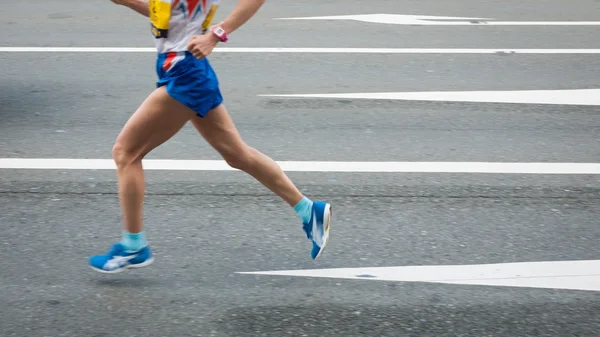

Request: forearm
left=219, top=0, right=265, bottom=35
left=120, top=0, right=149, bottom=17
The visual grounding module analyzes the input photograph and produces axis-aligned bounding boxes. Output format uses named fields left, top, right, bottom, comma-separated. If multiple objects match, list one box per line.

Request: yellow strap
left=149, top=0, right=171, bottom=38
left=202, top=3, right=220, bottom=34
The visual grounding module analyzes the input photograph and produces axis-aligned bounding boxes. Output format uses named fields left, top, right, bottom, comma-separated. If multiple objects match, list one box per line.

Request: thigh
left=115, top=86, right=197, bottom=159
left=189, top=103, right=246, bottom=155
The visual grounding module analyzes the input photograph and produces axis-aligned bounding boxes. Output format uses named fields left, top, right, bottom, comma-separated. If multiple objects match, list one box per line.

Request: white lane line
left=277, top=14, right=600, bottom=26
left=237, top=260, right=600, bottom=292
left=1, top=47, right=600, bottom=54
left=1, top=159, right=600, bottom=174
left=261, top=89, right=600, bottom=106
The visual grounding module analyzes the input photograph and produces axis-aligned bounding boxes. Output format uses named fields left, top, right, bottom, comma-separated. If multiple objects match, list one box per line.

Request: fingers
left=186, top=35, right=217, bottom=60
left=186, top=38, right=205, bottom=59
left=187, top=45, right=206, bottom=59
left=187, top=44, right=211, bottom=60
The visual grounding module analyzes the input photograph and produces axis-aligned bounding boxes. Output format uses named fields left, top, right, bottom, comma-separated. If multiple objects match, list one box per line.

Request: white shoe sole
left=313, top=204, right=332, bottom=260
left=90, top=257, right=155, bottom=274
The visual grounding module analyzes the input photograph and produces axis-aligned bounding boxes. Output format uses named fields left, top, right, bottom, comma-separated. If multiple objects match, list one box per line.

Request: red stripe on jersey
left=186, top=0, right=201, bottom=18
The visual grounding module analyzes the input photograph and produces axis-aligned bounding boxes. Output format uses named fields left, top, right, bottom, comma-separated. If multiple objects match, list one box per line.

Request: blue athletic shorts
left=155, top=51, right=223, bottom=118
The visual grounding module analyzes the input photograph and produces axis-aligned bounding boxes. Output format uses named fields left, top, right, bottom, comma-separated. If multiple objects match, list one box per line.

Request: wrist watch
left=211, top=25, right=228, bottom=42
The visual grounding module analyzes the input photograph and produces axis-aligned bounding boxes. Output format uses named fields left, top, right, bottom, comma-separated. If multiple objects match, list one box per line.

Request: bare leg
left=190, top=103, right=331, bottom=260
left=190, top=103, right=304, bottom=207
left=112, top=86, right=196, bottom=233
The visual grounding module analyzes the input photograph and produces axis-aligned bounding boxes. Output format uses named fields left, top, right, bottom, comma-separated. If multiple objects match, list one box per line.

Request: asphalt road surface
left=2, top=1, right=600, bottom=336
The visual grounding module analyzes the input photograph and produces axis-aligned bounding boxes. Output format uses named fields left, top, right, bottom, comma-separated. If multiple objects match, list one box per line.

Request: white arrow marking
left=277, top=14, right=600, bottom=26
left=261, top=89, right=600, bottom=106
left=238, top=260, right=600, bottom=292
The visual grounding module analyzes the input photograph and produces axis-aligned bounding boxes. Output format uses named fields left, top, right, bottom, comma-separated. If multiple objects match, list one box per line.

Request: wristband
left=211, top=25, right=228, bottom=42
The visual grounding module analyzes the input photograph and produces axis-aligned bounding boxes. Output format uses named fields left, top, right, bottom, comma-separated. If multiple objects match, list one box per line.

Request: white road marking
left=1, top=47, right=599, bottom=54
left=261, top=88, right=600, bottom=106
left=1, top=158, right=600, bottom=174
left=277, top=14, right=600, bottom=26
left=237, top=260, right=600, bottom=292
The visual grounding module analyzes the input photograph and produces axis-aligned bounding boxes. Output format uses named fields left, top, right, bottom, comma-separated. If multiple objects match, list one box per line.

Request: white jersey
left=149, top=0, right=220, bottom=54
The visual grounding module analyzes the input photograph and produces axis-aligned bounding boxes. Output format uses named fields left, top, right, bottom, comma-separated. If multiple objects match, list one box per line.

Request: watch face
left=212, top=26, right=227, bottom=41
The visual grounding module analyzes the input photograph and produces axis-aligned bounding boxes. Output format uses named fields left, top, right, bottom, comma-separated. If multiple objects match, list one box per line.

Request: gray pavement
left=2, top=53, right=599, bottom=162
left=3, top=0, right=600, bottom=48
left=2, top=1, right=600, bottom=336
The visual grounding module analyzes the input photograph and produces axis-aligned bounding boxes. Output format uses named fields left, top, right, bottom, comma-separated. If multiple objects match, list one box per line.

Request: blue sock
left=121, top=231, right=147, bottom=252
left=294, top=196, right=314, bottom=224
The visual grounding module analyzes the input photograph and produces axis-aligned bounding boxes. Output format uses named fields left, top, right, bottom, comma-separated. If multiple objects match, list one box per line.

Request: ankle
left=293, top=196, right=313, bottom=224
left=121, top=231, right=147, bottom=252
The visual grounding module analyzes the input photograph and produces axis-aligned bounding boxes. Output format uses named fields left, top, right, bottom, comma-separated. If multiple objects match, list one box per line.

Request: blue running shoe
left=89, top=243, right=154, bottom=273
left=302, top=201, right=332, bottom=259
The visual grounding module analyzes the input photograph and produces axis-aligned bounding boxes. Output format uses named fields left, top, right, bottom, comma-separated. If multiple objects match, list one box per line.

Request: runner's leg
left=189, top=103, right=303, bottom=207
left=89, top=86, right=195, bottom=273
left=112, top=86, right=195, bottom=235
left=190, top=103, right=332, bottom=259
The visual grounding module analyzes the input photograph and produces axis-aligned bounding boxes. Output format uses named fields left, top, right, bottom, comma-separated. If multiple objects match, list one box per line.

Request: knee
left=222, top=145, right=254, bottom=171
left=112, top=141, right=140, bottom=170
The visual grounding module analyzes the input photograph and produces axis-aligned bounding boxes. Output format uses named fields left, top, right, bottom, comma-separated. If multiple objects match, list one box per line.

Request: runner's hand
left=187, top=34, right=220, bottom=60
left=110, top=0, right=127, bottom=5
